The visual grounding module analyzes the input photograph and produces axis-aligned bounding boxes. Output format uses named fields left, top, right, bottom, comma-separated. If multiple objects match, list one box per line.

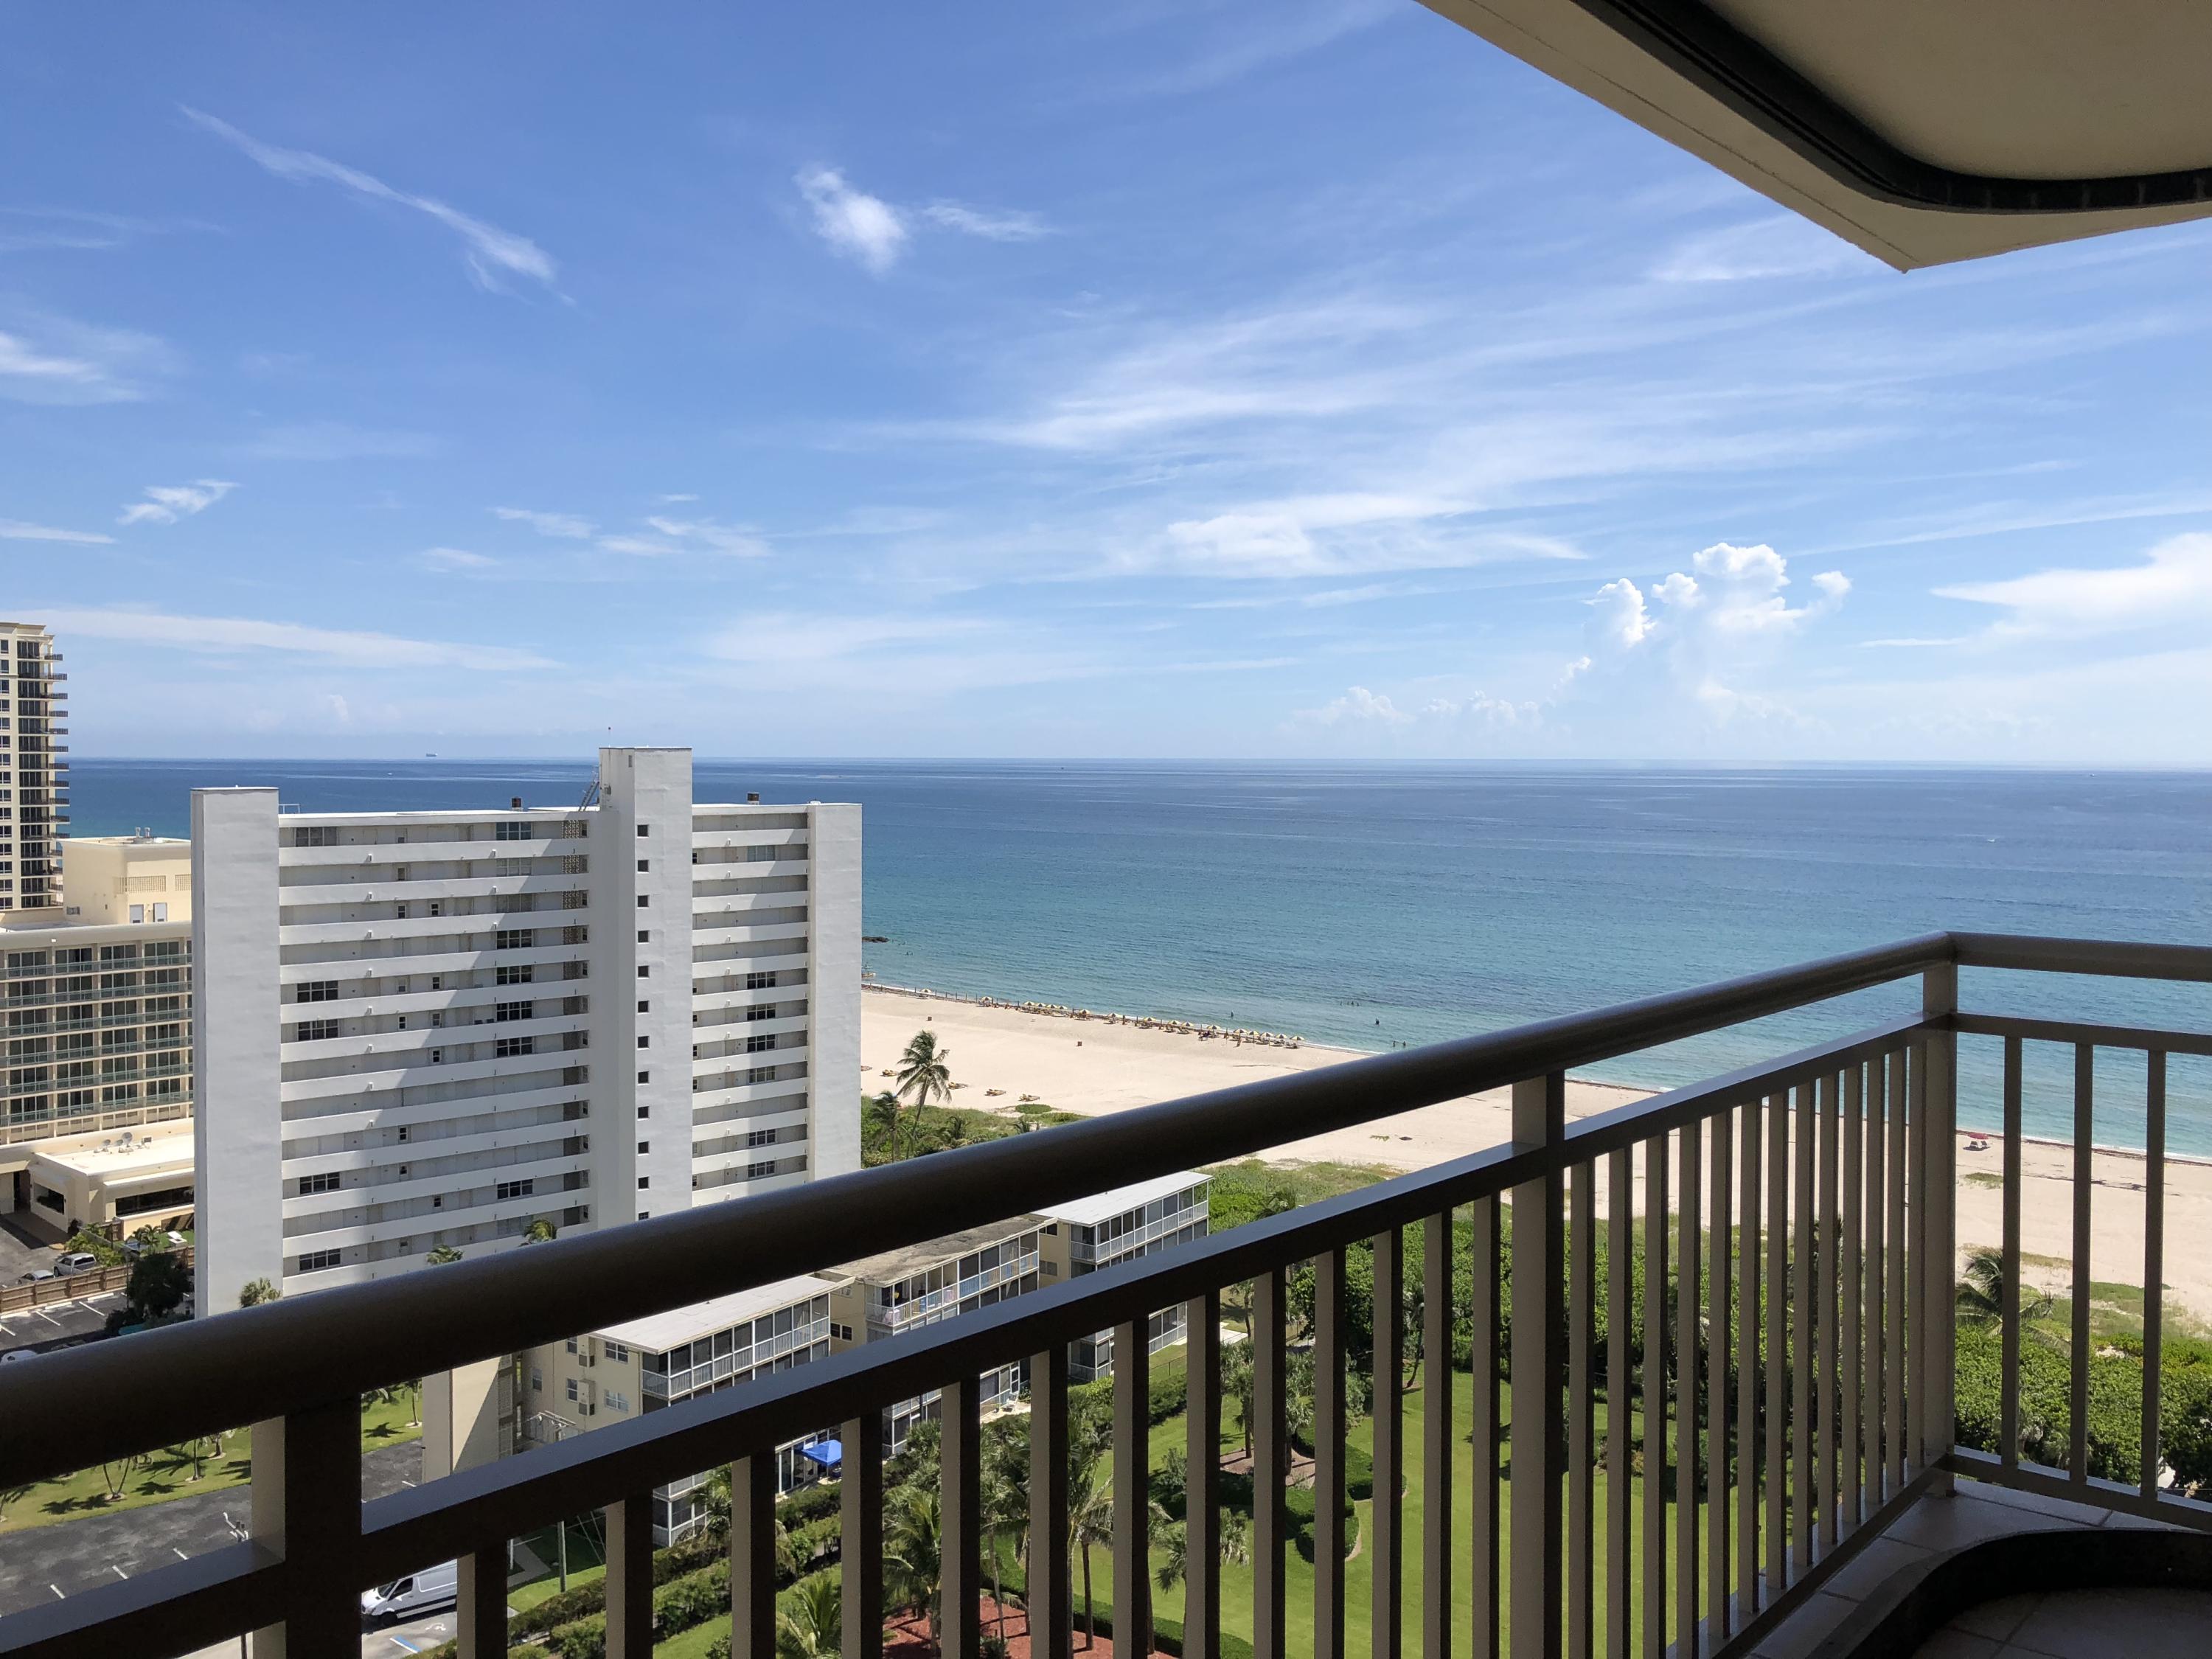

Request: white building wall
left=594, top=748, right=694, bottom=1221
left=806, top=803, right=863, bottom=1180
left=192, top=787, right=284, bottom=1312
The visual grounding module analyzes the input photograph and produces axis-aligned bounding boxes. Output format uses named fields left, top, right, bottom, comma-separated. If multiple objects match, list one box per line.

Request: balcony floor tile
left=1998, top=1587, right=2212, bottom=1659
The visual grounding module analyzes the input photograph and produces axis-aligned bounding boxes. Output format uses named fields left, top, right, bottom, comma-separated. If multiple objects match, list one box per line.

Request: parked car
left=15, top=1270, right=54, bottom=1285
left=120, top=1231, right=187, bottom=1258
left=53, top=1253, right=101, bottom=1276
left=361, top=1561, right=457, bottom=1624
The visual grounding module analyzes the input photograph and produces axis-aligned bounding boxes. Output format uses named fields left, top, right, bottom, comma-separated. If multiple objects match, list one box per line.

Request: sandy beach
left=861, top=985, right=2212, bottom=1321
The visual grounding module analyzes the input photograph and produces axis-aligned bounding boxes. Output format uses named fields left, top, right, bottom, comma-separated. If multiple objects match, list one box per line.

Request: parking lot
left=0, top=1217, right=60, bottom=1285
left=0, top=1291, right=122, bottom=1357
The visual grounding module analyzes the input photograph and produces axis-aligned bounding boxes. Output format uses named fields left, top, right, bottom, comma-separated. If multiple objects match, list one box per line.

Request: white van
left=360, top=1560, right=458, bottom=1624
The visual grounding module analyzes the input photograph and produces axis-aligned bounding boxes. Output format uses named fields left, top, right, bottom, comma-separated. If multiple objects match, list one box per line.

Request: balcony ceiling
left=1422, top=0, right=2212, bottom=268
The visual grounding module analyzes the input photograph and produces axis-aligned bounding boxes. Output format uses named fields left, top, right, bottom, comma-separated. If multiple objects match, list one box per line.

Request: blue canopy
left=801, top=1440, right=842, bottom=1468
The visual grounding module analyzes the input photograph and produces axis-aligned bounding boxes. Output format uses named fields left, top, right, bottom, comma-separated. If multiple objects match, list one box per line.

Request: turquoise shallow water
left=66, top=759, right=2212, bottom=1153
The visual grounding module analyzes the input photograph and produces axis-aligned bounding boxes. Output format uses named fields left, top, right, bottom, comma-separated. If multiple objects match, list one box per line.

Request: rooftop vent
left=511, top=797, right=524, bottom=810
left=747, top=793, right=760, bottom=804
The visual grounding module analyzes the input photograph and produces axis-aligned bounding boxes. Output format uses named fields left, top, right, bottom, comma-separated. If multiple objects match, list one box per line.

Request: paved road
left=0, top=1441, right=422, bottom=1618
left=0, top=1217, right=59, bottom=1285
left=181, top=1606, right=477, bottom=1657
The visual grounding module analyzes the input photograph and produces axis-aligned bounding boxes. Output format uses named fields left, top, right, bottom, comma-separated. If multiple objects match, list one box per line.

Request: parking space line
left=392, top=1639, right=421, bottom=1654
left=173, top=1548, right=189, bottom=1559
left=109, top=1565, right=128, bottom=1581
left=46, top=1585, right=62, bottom=1601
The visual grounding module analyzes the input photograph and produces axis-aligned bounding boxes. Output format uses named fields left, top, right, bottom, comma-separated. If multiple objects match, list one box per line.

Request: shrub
left=778, top=1480, right=841, bottom=1528
left=1149, top=1365, right=1187, bottom=1425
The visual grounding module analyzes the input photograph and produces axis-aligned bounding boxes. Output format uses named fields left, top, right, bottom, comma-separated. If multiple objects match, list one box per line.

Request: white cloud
left=1933, top=532, right=2212, bottom=638
left=1652, top=215, right=1866, bottom=283
left=0, top=518, right=114, bottom=545
left=0, top=315, right=174, bottom=405
left=796, top=167, right=909, bottom=274
left=119, top=479, right=237, bottom=526
left=493, top=507, right=597, bottom=539
left=420, top=546, right=495, bottom=571
left=37, top=606, right=551, bottom=669
left=1293, top=685, right=1413, bottom=726
left=796, top=167, right=1049, bottom=273
left=919, top=202, right=1051, bottom=242
left=181, top=106, right=560, bottom=296
left=597, top=535, right=681, bottom=557
left=1579, top=540, right=1850, bottom=726
left=655, top=493, right=700, bottom=504
left=643, top=516, right=770, bottom=557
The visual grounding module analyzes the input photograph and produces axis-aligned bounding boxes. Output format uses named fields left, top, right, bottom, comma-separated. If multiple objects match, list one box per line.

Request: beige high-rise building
left=0, top=623, right=66, bottom=918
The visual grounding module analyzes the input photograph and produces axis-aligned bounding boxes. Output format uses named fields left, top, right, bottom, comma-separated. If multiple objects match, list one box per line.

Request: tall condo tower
left=0, top=623, right=67, bottom=918
left=190, top=748, right=861, bottom=1312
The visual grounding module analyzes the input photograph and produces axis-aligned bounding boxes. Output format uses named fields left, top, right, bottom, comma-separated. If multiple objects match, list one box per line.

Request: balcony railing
left=1, top=932, right=2210, bottom=1659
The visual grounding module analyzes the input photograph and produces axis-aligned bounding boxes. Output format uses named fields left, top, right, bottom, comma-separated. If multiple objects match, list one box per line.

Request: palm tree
left=1956, top=1248, right=2053, bottom=1331
left=885, top=1483, right=945, bottom=1648
left=863, top=1091, right=901, bottom=1164
left=1065, top=1453, right=1114, bottom=1650
left=1155, top=1506, right=1249, bottom=1593
left=980, top=1432, right=1027, bottom=1637
left=521, top=1217, right=557, bottom=1245
left=237, top=1277, right=279, bottom=1308
left=894, top=1030, right=954, bottom=1161
left=1220, top=1338, right=1256, bottom=1461
left=426, top=1244, right=465, bottom=1265
left=777, top=1570, right=842, bottom=1659
left=700, top=1468, right=800, bottom=1573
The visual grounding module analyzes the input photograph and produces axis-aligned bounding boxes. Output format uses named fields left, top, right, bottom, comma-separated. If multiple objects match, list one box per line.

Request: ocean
left=66, top=759, right=2212, bottom=1153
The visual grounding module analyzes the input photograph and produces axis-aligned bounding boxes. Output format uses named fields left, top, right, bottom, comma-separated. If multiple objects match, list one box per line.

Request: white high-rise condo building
left=190, top=748, right=860, bottom=1312
left=0, top=622, right=67, bottom=918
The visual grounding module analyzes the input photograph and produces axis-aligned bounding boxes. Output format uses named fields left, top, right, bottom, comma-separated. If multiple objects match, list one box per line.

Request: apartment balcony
left=1, top=933, right=2208, bottom=1659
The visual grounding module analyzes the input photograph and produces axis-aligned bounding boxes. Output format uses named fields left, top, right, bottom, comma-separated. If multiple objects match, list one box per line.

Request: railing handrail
left=0, top=929, right=2202, bottom=1489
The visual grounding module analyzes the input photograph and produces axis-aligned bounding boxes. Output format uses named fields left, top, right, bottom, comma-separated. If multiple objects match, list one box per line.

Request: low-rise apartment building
left=1037, top=1170, right=1211, bottom=1380
left=519, top=1275, right=838, bottom=1543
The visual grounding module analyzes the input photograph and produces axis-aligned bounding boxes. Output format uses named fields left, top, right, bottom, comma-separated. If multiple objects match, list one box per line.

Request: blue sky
left=5, top=1, right=2211, bottom=763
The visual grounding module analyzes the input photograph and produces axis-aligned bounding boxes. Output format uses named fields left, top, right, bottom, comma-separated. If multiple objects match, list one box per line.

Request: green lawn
left=0, top=1394, right=421, bottom=1531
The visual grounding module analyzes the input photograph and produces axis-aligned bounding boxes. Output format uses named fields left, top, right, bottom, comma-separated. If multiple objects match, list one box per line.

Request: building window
left=636, top=1069, right=650, bottom=1084
left=605, top=1391, right=629, bottom=1413
left=495, top=1001, right=534, bottom=1023
left=152, top=902, right=168, bottom=922
left=636, top=859, right=649, bottom=873
left=746, top=1128, right=776, bottom=1147
left=745, top=970, right=777, bottom=990
left=745, top=1004, right=774, bottom=1023
left=747, top=1161, right=777, bottom=1180
left=636, top=964, right=650, bottom=978
left=636, top=894, right=649, bottom=908
left=298, top=1248, right=342, bottom=1273
left=495, top=821, right=530, bottom=841
left=496, top=1178, right=535, bottom=1201
left=637, top=824, right=650, bottom=837
left=296, top=980, right=340, bottom=1004
left=636, top=1036, right=649, bottom=1050
left=530, top=1367, right=543, bottom=1392
left=292, top=826, right=338, bottom=848
left=497, top=964, right=534, bottom=986
left=566, top=1377, right=579, bottom=1402
left=636, top=930, right=649, bottom=944
left=430, top=1049, right=443, bottom=1064
left=636, top=1141, right=650, bottom=1155
left=298, top=1172, right=341, bottom=1196
left=293, top=1019, right=339, bottom=1043
left=605, top=1340, right=630, bottom=1363
left=495, top=1036, right=534, bottom=1058
left=748, top=1065, right=777, bottom=1085
left=495, top=929, right=532, bottom=950
left=637, top=1177, right=650, bottom=1189
left=745, top=1033, right=775, bottom=1054
left=129, top=904, right=144, bottom=924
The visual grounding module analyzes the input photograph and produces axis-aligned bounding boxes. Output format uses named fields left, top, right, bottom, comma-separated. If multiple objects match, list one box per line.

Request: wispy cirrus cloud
left=0, top=312, right=175, bottom=405
left=796, top=166, right=1048, bottom=274
left=37, top=605, right=551, bottom=670
left=181, top=106, right=561, bottom=296
left=1933, top=531, right=2212, bottom=639
left=236, top=422, right=439, bottom=462
left=0, top=206, right=215, bottom=254
left=419, top=546, right=496, bottom=571
left=643, top=515, right=768, bottom=557
left=0, top=518, right=114, bottom=545
left=1651, top=215, right=1868, bottom=283
left=119, top=479, right=237, bottom=526
left=492, top=506, right=597, bottom=539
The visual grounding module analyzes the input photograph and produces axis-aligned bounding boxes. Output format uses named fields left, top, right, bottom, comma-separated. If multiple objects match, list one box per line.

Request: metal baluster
left=2143, top=1053, right=2167, bottom=1502
left=1372, top=1236, right=1403, bottom=1659
left=608, top=1492, right=656, bottom=1659
left=1840, top=1065, right=1863, bottom=1534
left=1791, top=1081, right=1815, bottom=1574
left=1817, top=1071, right=1840, bottom=1553
left=1674, top=1118, right=1700, bottom=1659
left=1764, top=1093, right=1787, bottom=1601
left=1607, top=1151, right=1633, bottom=1659
left=1032, top=1346, right=1072, bottom=1659
left=1115, top=1319, right=1154, bottom=1659
left=458, top=1545, right=511, bottom=1659
left=1569, top=1161, right=1596, bottom=1659
left=1884, top=1047, right=1907, bottom=1496
left=1512, top=1073, right=1566, bottom=1659
left=2000, top=1038, right=2023, bottom=1473
left=1864, top=1053, right=1886, bottom=1504
left=1921, top=962, right=1959, bottom=1491
left=1441, top=1206, right=1474, bottom=1659
left=732, top=1455, right=779, bottom=1659
left=264, top=1400, right=363, bottom=1655
left=841, top=1413, right=886, bottom=1659
left=1736, top=1099, right=1761, bottom=1624
left=1708, top=1107, right=1733, bottom=1641
left=945, top=1380, right=984, bottom=1659
left=1188, top=1291, right=1222, bottom=1659
left=1256, top=1266, right=1288, bottom=1659
left=1905, top=1044, right=1930, bottom=1481
left=1315, top=1258, right=1348, bottom=1659
left=1641, top=1133, right=1666, bottom=1659
left=2070, top=1046, right=2094, bottom=1485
